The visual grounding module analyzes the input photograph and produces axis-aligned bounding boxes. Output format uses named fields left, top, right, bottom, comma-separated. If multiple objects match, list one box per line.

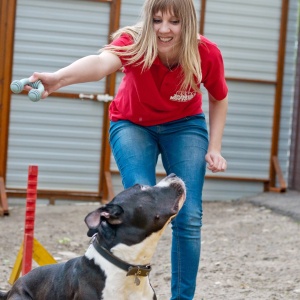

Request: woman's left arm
left=206, top=93, right=228, bottom=173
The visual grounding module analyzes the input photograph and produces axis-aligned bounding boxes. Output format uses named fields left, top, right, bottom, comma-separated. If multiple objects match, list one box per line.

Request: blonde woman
left=27, top=0, right=228, bottom=298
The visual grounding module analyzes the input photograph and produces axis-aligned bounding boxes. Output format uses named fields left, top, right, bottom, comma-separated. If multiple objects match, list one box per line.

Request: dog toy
left=10, top=78, right=44, bottom=102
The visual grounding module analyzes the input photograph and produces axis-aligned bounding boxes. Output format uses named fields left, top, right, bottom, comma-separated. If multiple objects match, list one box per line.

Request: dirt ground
left=1, top=199, right=300, bottom=300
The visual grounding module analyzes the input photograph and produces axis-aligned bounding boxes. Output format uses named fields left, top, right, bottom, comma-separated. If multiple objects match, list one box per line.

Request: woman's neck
left=158, top=52, right=179, bottom=69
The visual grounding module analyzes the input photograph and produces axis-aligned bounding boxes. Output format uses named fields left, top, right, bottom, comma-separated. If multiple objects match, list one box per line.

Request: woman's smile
left=158, top=36, right=173, bottom=43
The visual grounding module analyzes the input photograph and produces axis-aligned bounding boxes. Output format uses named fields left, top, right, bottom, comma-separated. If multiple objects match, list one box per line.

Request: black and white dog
left=0, top=174, right=186, bottom=300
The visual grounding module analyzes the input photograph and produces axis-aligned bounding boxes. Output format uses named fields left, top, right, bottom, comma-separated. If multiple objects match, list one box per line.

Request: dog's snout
left=167, top=173, right=176, bottom=179
left=156, top=175, right=186, bottom=198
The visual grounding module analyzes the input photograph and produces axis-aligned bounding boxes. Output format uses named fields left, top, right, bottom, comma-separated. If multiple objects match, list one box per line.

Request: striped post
left=22, top=166, right=38, bottom=275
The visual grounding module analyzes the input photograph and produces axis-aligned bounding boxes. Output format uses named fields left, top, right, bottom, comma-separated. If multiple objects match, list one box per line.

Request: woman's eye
left=152, top=18, right=180, bottom=25
left=153, top=19, right=161, bottom=23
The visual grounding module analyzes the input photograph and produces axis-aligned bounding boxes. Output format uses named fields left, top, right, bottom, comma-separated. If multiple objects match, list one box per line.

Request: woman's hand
left=205, top=150, right=227, bottom=173
left=24, top=72, right=61, bottom=99
left=206, top=93, right=228, bottom=173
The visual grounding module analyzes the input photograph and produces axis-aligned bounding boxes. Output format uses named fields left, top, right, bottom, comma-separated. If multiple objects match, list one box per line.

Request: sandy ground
left=0, top=199, right=300, bottom=299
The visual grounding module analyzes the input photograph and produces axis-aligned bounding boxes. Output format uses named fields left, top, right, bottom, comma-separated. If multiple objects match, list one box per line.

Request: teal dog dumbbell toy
left=10, top=78, right=44, bottom=102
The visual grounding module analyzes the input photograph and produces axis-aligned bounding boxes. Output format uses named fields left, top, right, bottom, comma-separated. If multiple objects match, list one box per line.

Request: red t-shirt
left=109, top=34, right=228, bottom=126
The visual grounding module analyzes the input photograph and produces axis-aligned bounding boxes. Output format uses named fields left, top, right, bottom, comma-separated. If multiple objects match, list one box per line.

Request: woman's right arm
left=26, top=51, right=122, bottom=99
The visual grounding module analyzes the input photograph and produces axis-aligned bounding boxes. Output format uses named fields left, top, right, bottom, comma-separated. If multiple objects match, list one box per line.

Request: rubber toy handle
left=10, top=78, right=45, bottom=102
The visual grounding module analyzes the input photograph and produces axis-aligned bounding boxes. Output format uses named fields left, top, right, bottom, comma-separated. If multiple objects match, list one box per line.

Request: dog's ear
left=85, top=208, right=102, bottom=231
left=85, top=204, right=124, bottom=229
left=102, top=204, right=124, bottom=225
left=85, top=205, right=124, bottom=238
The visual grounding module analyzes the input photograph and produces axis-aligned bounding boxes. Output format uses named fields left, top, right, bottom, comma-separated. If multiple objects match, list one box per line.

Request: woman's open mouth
left=158, top=37, right=173, bottom=43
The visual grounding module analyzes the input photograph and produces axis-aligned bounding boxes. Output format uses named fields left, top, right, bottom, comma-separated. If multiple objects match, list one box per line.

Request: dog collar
left=91, top=235, right=152, bottom=283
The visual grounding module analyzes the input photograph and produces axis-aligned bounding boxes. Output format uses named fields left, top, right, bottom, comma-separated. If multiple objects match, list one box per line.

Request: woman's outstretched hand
left=24, top=72, right=62, bottom=99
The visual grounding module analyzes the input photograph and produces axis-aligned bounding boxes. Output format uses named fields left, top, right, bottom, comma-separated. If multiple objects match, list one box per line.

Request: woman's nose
left=159, top=22, right=170, bottom=33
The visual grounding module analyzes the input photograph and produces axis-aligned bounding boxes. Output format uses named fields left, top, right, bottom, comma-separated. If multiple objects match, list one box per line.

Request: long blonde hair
left=103, top=0, right=202, bottom=92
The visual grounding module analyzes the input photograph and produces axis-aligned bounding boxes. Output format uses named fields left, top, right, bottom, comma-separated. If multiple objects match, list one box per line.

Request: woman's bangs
left=152, top=0, right=180, bottom=18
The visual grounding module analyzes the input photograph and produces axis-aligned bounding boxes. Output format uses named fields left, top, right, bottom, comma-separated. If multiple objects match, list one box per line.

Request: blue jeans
left=109, top=114, right=208, bottom=300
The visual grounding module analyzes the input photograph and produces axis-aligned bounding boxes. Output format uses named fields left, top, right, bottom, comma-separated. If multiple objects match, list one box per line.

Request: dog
left=0, top=173, right=186, bottom=300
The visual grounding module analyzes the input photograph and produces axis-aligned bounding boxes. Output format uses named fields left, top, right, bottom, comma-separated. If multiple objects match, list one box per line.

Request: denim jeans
left=109, top=114, right=208, bottom=300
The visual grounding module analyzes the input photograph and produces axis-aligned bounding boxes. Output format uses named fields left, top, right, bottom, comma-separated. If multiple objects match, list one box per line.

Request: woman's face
left=153, top=10, right=181, bottom=57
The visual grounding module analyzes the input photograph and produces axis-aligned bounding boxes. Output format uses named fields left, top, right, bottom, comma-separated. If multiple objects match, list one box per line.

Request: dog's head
left=84, top=174, right=186, bottom=249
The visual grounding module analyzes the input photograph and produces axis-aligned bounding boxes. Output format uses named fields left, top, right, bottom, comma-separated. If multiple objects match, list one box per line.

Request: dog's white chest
left=102, top=277, right=154, bottom=300
left=85, top=245, right=155, bottom=300
left=99, top=264, right=155, bottom=300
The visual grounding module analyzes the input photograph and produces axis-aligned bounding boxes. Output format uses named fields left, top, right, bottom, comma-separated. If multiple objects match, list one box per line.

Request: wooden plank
left=0, top=177, right=9, bottom=215
left=104, top=171, right=114, bottom=203
left=269, top=0, right=290, bottom=187
left=7, top=189, right=102, bottom=202
left=109, top=169, right=270, bottom=183
left=271, top=156, right=287, bottom=192
left=100, top=0, right=121, bottom=200
left=0, top=0, right=16, bottom=185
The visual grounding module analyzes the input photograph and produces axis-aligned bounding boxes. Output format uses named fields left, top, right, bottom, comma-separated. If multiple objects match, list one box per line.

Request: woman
left=26, top=0, right=228, bottom=298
